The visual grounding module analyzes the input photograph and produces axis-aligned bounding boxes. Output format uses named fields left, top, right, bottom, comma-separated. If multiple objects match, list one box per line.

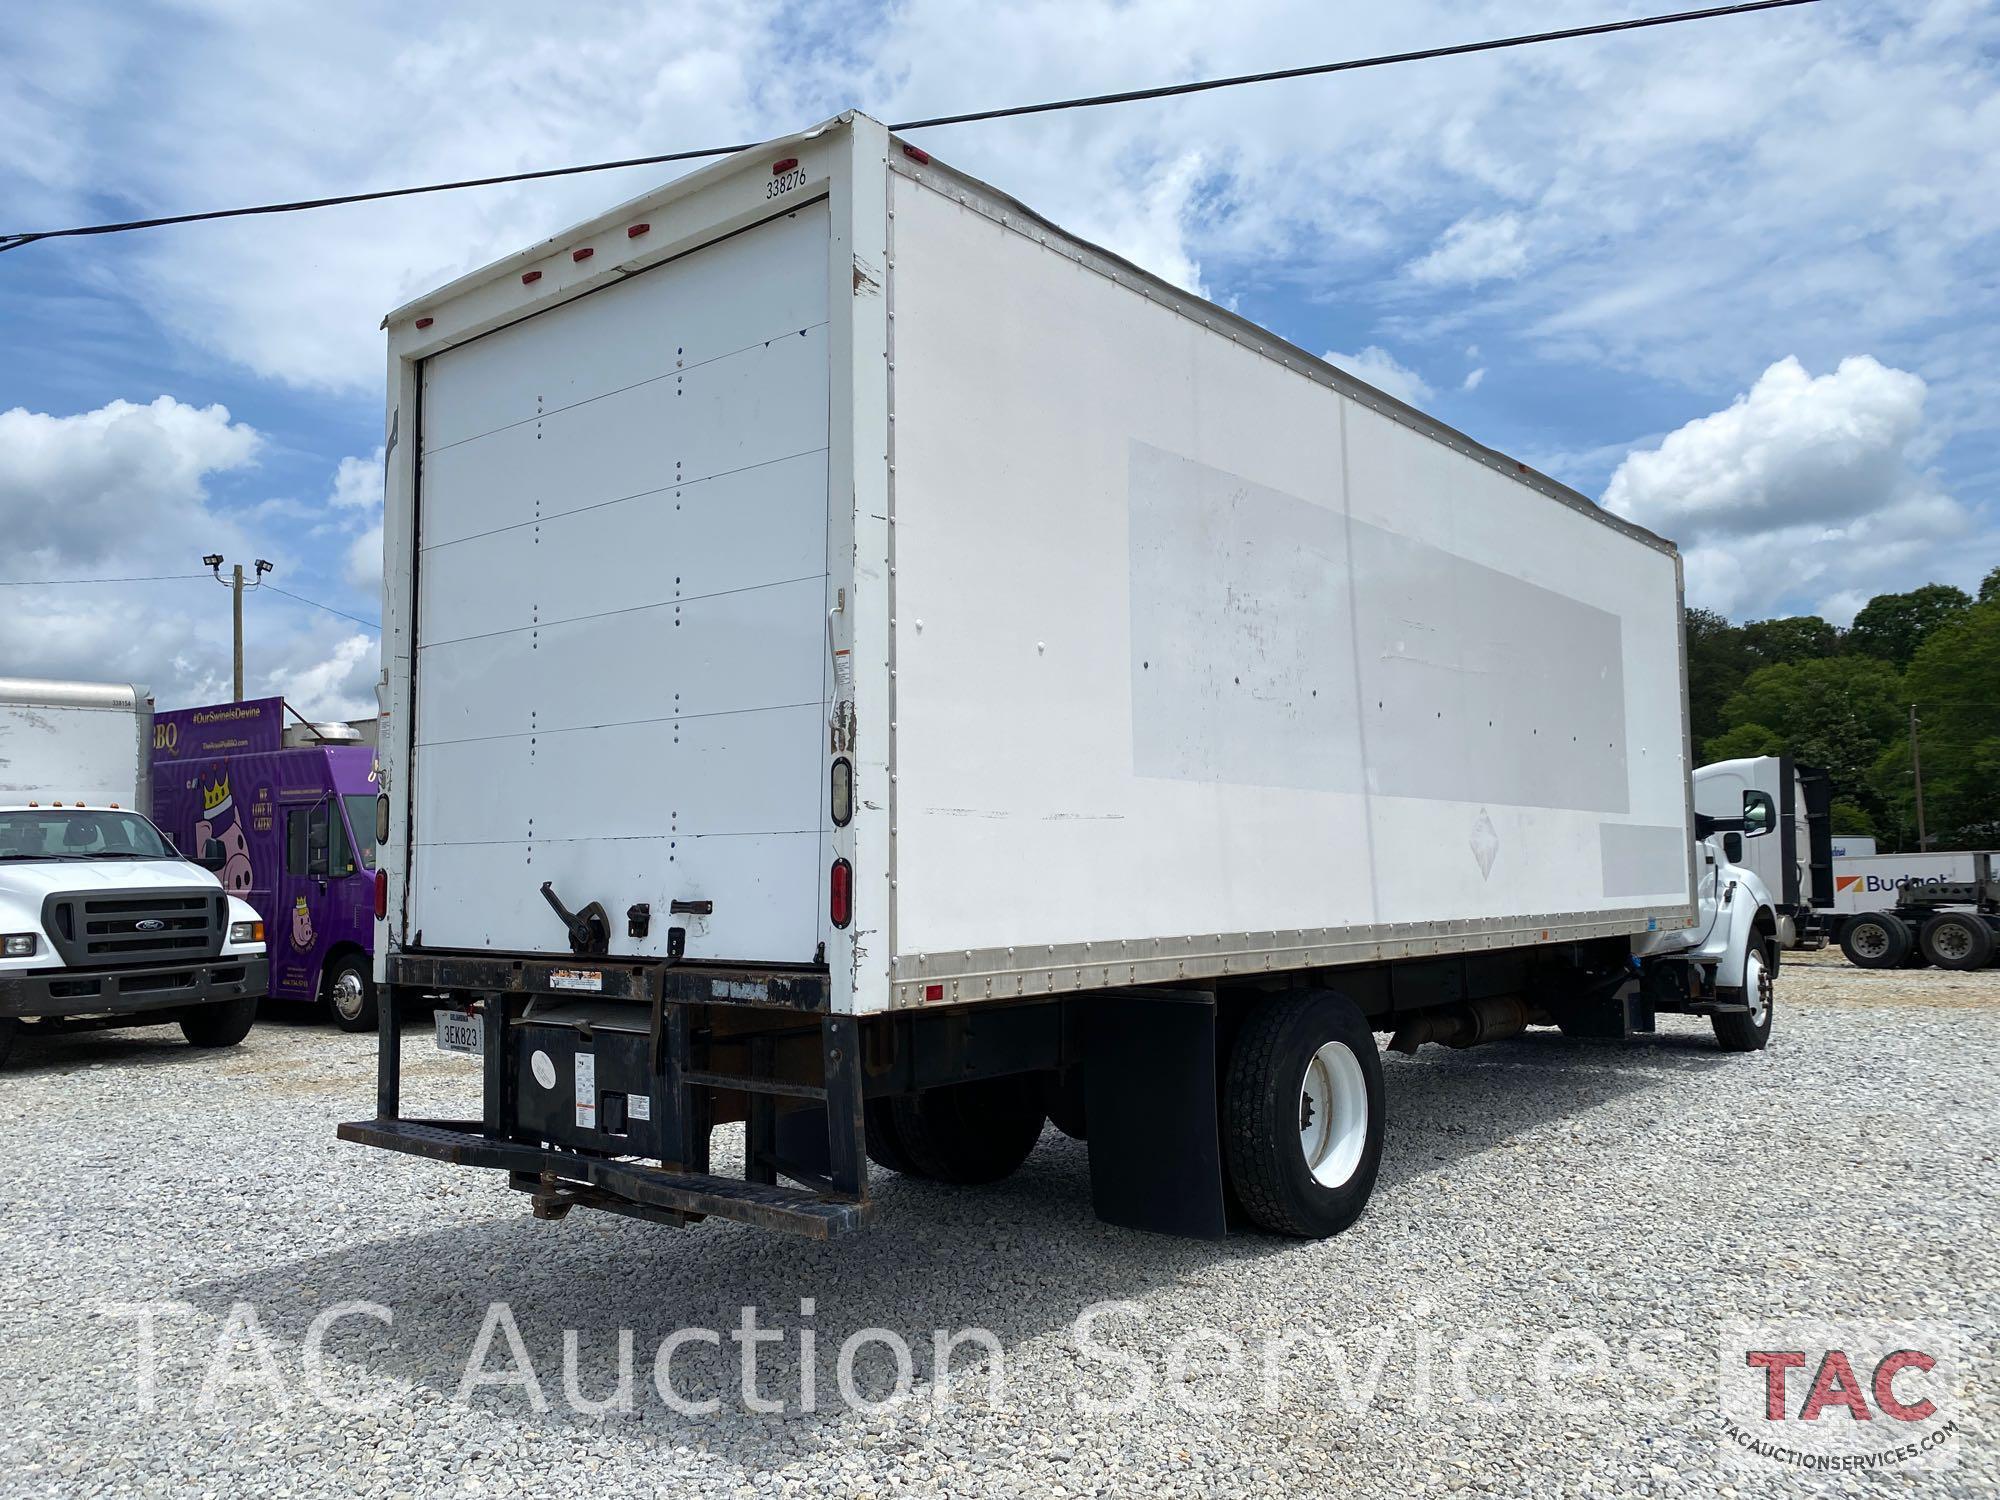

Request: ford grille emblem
left=134, top=918, right=166, bottom=931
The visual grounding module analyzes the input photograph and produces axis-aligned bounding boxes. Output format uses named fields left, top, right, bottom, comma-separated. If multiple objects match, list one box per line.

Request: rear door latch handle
left=669, top=898, right=713, bottom=916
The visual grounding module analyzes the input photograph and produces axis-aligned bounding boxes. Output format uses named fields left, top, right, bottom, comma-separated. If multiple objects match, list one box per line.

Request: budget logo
left=1835, top=875, right=1862, bottom=894
left=1718, top=1321, right=1962, bottom=1473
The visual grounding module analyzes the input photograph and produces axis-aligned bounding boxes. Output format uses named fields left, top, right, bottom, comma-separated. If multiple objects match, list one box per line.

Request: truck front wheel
left=866, top=1075, right=1045, bottom=1184
left=1839, top=911, right=1911, bottom=969
left=1712, top=940, right=1777, bottom=1052
left=1224, top=991, right=1385, bottom=1239
left=323, top=954, right=379, bottom=1032
left=180, top=996, right=258, bottom=1049
left=0, top=1017, right=16, bottom=1067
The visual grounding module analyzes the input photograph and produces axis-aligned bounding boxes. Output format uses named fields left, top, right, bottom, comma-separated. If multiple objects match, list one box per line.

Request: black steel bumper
left=0, top=953, right=267, bottom=1021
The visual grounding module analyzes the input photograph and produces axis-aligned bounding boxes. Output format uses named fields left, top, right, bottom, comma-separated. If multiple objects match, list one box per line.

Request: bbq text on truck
left=0, top=677, right=269, bottom=1067
left=343, top=114, right=1784, bottom=1241
left=150, top=697, right=381, bottom=1029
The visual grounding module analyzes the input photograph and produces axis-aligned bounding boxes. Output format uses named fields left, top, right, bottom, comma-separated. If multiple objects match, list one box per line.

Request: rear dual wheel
left=1224, top=991, right=1385, bottom=1239
left=864, top=1074, right=1047, bottom=1185
left=1920, top=912, right=1995, bottom=971
left=1840, top=911, right=1911, bottom=969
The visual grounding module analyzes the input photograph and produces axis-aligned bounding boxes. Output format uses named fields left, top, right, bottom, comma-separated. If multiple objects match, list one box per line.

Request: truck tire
left=0, top=1017, right=16, bottom=1067
left=1919, top=912, right=1995, bottom=971
left=1712, top=940, right=1777, bottom=1052
left=322, top=954, right=379, bottom=1032
left=862, top=1098, right=921, bottom=1176
left=873, top=1075, right=1045, bottom=1184
left=180, top=996, right=258, bottom=1049
left=1839, top=911, right=1911, bottom=969
left=1223, top=991, right=1385, bottom=1239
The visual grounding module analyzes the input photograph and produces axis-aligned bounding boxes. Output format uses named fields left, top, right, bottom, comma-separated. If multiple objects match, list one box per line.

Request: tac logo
left=1718, top=1321, right=1961, bottom=1473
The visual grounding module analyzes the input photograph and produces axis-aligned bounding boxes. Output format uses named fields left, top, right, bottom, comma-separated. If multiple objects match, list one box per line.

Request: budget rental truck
left=0, top=677, right=269, bottom=1066
left=151, top=697, right=381, bottom=1029
left=344, top=114, right=1781, bottom=1241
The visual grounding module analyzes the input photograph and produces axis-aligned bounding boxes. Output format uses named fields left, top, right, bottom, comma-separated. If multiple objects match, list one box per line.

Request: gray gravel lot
left=1, top=951, right=1993, bottom=1498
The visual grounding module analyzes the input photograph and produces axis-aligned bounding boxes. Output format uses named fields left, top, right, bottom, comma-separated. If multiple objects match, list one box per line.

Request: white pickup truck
left=0, top=678, right=269, bottom=1066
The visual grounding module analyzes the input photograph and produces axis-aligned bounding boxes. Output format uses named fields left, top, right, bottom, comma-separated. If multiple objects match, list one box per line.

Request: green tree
left=1980, top=565, right=1999, bottom=605
left=1740, top=614, right=1839, bottom=668
left=1827, top=799, right=1876, bottom=840
left=1684, top=606, right=1751, bottom=749
left=1702, top=721, right=1784, bottom=762
left=1845, top=584, right=1972, bottom=666
left=1872, top=599, right=2000, bottom=847
left=1715, top=655, right=1905, bottom=808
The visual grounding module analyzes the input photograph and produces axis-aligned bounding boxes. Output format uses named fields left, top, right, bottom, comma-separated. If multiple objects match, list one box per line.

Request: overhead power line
left=264, top=584, right=380, bottom=632
left=0, top=572, right=208, bottom=586
left=0, top=1, right=1820, bottom=254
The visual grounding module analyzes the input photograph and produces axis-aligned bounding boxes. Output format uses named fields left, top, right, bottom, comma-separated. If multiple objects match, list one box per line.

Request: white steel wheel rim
left=1852, top=922, right=1889, bottom=959
left=1298, top=1040, right=1368, bottom=1189
left=332, top=970, right=367, bottom=1019
left=1933, top=922, right=1972, bottom=962
left=1745, top=951, right=1771, bottom=1027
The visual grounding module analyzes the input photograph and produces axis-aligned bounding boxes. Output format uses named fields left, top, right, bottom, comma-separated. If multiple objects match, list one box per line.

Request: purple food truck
left=150, top=697, right=380, bottom=1029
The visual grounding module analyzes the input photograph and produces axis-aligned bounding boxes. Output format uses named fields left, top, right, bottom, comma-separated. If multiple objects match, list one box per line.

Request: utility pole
left=1909, top=701, right=1927, bottom=852
left=204, top=554, right=273, bottom=702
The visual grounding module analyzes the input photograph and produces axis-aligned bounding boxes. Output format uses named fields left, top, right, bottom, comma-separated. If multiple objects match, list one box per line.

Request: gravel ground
left=0, top=951, right=1993, bottom=1498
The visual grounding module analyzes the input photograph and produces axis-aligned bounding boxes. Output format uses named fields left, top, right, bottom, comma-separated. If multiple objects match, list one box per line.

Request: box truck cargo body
left=348, top=114, right=1779, bottom=1241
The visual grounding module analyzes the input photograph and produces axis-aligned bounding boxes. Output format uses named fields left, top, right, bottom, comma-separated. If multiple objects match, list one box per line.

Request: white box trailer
left=0, top=677, right=154, bottom=812
left=348, top=114, right=1781, bottom=1241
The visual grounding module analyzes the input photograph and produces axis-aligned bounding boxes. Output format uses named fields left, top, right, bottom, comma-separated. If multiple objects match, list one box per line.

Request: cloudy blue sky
left=2, top=0, right=1995, bottom=717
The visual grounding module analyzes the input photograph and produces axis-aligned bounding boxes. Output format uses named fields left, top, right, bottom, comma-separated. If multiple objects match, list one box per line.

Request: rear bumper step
left=338, top=1117, right=871, bottom=1238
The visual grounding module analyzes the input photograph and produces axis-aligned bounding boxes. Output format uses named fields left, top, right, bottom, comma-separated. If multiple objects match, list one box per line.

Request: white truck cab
left=0, top=679, right=270, bottom=1065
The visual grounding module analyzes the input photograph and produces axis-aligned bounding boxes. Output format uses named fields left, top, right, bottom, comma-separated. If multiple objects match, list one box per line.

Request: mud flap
left=1082, top=991, right=1227, bottom=1239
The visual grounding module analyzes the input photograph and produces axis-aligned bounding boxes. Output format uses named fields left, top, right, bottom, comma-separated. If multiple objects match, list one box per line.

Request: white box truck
left=345, top=114, right=1782, bottom=1240
left=0, top=678, right=269, bottom=1065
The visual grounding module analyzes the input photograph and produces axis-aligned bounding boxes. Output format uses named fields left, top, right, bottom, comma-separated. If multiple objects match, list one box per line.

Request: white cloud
left=329, top=449, right=382, bottom=510
left=6, top=0, right=1997, bottom=423
left=0, top=396, right=380, bottom=718
left=1323, top=345, right=1433, bottom=407
left=1603, top=355, right=1980, bottom=621
left=1405, top=212, right=1528, bottom=287
left=1461, top=367, right=1485, bottom=392
left=0, top=397, right=259, bottom=565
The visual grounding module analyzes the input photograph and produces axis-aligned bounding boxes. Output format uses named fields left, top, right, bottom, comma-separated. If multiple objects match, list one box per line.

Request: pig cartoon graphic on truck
left=193, top=766, right=255, bottom=894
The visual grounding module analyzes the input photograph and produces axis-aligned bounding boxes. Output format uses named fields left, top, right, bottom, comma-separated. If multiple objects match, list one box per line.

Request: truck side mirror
left=197, top=837, right=228, bottom=872
left=1741, top=789, right=1775, bottom=838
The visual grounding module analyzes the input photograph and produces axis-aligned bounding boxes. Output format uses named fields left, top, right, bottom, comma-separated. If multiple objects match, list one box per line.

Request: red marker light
left=627, top=223, right=650, bottom=238
left=373, top=869, right=387, bottom=920
left=901, top=143, right=931, bottom=165
left=924, top=983, right=944, bottom=1003
left=829, top=858, right=852, bottom=929
left=572, top=247, right=593, bottom=263
left=414, top=317, right=433, bottom=329
left=773, top=157, right=798, bottom=174
left=521, top=270, right=542, bottom=284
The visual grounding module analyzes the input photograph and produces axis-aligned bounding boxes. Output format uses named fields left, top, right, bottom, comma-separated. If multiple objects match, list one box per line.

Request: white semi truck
left=1693, top=754, right=1834, bottom=948
left=344, top=114, right=1781, bottom=1241
left=0, top=678, right=270, bottom=1066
